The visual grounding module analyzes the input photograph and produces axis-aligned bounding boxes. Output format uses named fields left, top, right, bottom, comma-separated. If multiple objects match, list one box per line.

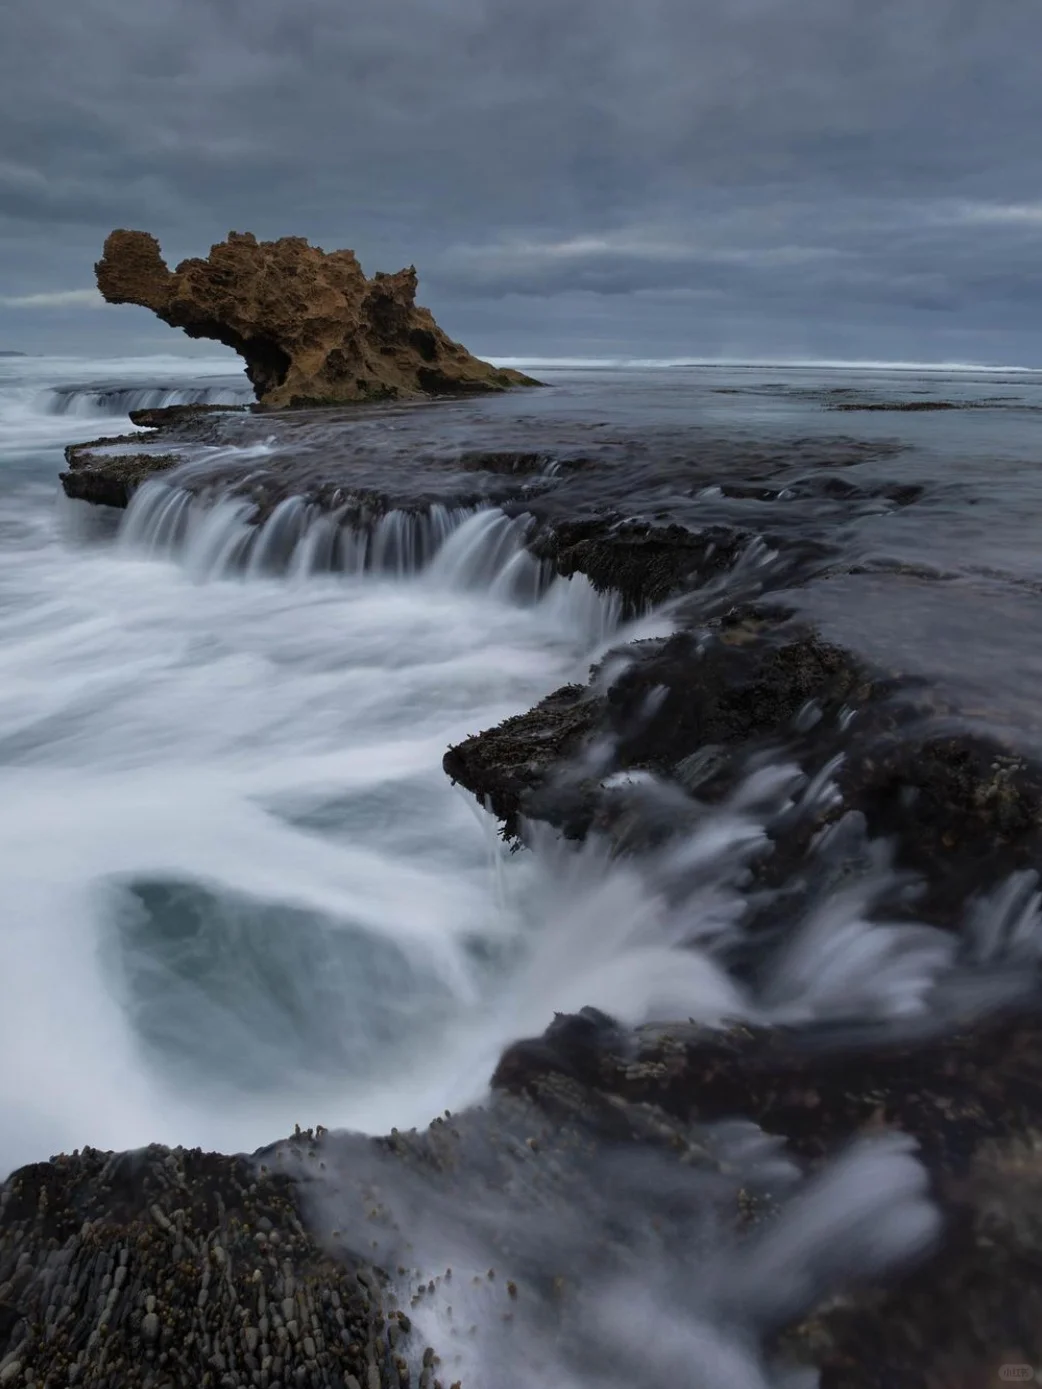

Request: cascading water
left=292, top=1123, right=940, bottom=1389
left=46, top=381, right=254, bottom=417
left=3, top=363, right=1035, bottom=1182
left=0, top=399, right=635, bottom=1175
left=7, top=354, right=1042, bottom=1386
left=118, top=480, right=603, bottom=617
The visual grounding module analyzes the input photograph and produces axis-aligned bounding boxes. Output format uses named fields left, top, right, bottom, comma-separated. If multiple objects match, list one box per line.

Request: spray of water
left=286, top=1117, right=939, bottom=1389
left=46, top=382, right=253, bottom=417
left=0, top=464, right=633, bottom=1172
left=3, top=463, right=1034, bottom=1176
left=3, top=354, right=1035, bottom=1385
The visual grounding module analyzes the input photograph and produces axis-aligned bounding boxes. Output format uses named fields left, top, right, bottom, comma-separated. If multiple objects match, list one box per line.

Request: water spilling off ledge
left=12, top=354, right=1042, bottom=1387
left=47, top=382, right=253, bottom=417
left=118, top=481, right=624, bottom=644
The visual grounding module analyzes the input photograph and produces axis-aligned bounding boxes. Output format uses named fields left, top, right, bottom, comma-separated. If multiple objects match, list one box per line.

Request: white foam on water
left=1, top=358, right=1031, bottom=1181
left=0, top=353, right=248, bottom=456
left=46, top=383, right=253, bottom=417
left=0, top=364, right=635, bottom=1171
left=6, top=353, right=1033, bottom=1385
left=119, top=479, right=619, bottom=636
left=3, top=357, right=1036, bottom=1179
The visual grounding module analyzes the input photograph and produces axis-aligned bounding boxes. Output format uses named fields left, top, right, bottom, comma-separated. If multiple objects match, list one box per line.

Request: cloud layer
left=2, top=0, right=1041, bottom=359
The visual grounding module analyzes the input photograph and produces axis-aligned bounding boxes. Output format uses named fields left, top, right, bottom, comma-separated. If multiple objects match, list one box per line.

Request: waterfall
left=117, top=483, right=623, bottom=642
left=47, top=383, right=253, bottom=417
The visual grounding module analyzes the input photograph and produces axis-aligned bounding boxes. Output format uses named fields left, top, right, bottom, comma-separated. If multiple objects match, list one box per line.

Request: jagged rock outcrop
left=95, top=230, right=539, bottom=409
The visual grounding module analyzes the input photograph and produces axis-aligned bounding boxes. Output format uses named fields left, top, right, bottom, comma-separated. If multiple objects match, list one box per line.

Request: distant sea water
left=3, top=351, right=1042, bottom=1179
left=495, top=354, right=1042, bottom=371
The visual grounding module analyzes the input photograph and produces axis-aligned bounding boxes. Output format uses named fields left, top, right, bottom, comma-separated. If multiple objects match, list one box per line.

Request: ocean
left=3, top=350, right=1042, bottom=1181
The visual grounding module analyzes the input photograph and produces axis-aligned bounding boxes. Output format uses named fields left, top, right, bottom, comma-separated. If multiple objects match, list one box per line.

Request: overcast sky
left=2, top=0, right=1042, bottom=363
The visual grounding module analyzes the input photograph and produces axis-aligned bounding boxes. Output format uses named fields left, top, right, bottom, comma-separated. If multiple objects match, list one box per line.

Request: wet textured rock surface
left=493, top=1005, right=1042, bottom=1385
left=446, top=598, right=1042, bottom=935
left=57, top=390, right=912, bottom=591
left=38, top=371, right=1042, bottom=1387
left=6, top=1005, right=1042, bottom=1387
left=493, top=1005, right=1042, bottom=1171
left=0, top=1143, right=399, bottom=1388
left=95, top=230, right=538, bottom=409
left=61, top=440, right=184, bottom=509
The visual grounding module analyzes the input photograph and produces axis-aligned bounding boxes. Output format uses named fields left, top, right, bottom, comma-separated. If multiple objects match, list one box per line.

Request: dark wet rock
left=493, top=1006, right=1042, bottom=1387
left=61, top=439, right=182, bottom=508
left=443, top=682, right=599, bottom=839
left=96, top=228, right=540, bottom=408
left=127, top=403, right=251, bottom=430
left=6, top=999, right=1041, bottom=1388
left=800, top=1133, right=1042, bottom=1387
left=493, top=1006, right=1042, bottom=1172
left=839, top=731, right=1042, bottom=928
left=446, top=610, right=873, bottom=841
left=1, top=1071, right=765, bottom=1389
left=447, top=589, right=1042, bottom=934
left=599, top=616, right=865, bottom=768
left=525, top=518, right=754, bottom=610
left=0, top=1142, right=398, bottom=1388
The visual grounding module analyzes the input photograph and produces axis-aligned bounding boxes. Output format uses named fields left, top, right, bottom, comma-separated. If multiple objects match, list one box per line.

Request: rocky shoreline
left=6, top=393, right=1042, bottom=1386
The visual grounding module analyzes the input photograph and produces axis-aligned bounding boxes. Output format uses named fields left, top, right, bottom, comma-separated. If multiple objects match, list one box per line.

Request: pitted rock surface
left=95, top=229, right=539, bottom=409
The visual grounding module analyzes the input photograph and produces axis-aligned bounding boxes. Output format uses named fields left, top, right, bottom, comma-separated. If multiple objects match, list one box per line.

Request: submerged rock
left=95, top=229, right=540, bottom=409
left=57, top=379, right=911, bottom=531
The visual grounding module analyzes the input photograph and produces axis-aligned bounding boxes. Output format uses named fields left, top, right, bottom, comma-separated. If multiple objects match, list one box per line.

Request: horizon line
left=487, top=355, right=1041, bottom=373
left=5, top=350, right=1040, bottom=376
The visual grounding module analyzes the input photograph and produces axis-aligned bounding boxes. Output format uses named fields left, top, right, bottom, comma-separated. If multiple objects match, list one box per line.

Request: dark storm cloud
left=2, top=0, right=1042, bottom=358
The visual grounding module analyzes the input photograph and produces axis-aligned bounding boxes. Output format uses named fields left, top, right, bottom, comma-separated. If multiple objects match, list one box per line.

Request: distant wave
left=489, top=355, right=1042, bottom=373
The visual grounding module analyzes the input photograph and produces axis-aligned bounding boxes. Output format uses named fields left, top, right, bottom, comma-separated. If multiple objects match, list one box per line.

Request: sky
left=2, top=0, right=1042, bottom=364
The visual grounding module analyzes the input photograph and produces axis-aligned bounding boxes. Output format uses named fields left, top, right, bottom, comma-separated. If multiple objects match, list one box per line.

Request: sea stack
left=95, top=229, right=540, bottom=409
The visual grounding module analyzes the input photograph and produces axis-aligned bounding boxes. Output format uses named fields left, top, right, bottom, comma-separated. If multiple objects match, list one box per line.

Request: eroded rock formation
left=95, top=230, right=539, bottom=409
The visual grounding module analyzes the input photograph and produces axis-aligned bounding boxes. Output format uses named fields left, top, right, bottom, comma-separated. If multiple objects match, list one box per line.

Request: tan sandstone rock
left=95, top=229, right=540, bottom=409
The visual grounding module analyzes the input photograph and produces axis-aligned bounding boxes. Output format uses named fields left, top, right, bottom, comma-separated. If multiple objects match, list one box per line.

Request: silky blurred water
left=2, top=353, right=1041, bottom=1180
